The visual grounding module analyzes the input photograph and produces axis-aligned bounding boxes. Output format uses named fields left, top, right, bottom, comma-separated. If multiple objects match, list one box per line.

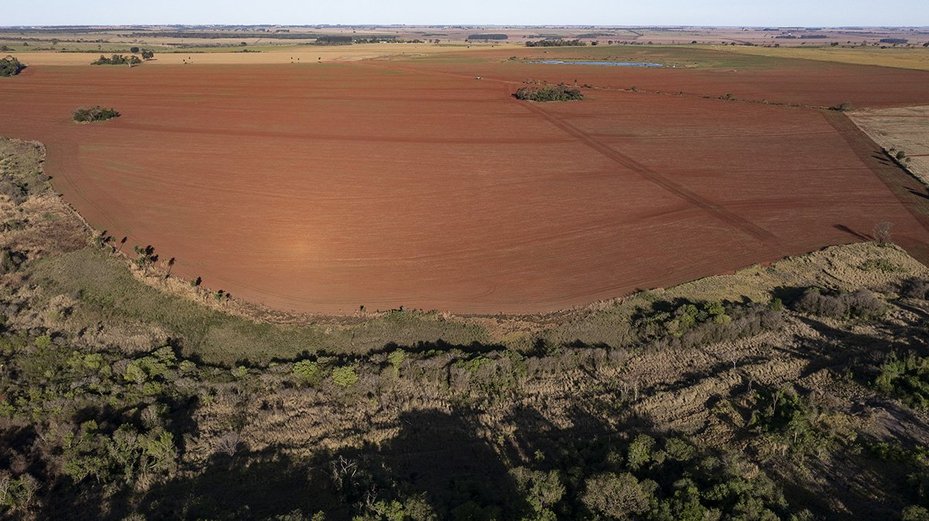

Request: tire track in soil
left=509, top=92, right=780, bottom=245
left=823, top=110, right=929, bottom=264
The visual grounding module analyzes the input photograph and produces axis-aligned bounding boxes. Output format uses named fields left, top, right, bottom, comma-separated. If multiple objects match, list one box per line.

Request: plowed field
left=2, top=52, right=929, bottom=313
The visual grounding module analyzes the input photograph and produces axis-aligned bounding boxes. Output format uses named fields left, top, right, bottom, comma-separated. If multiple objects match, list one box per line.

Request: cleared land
left=851, top=105, right=929, bottom=186
left=2, top=47, right=929, bottom=314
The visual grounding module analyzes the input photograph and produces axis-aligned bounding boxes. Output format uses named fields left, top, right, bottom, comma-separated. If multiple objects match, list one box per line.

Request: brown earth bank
left=2, top=50, right=929, bottom=314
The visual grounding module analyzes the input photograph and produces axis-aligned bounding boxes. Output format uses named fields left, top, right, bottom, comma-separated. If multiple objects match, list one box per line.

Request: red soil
left=1, top=59, right=929, bottom=314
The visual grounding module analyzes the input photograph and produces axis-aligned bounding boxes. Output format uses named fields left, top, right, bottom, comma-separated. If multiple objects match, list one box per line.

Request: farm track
left=510, top=96, right=780, bottom=245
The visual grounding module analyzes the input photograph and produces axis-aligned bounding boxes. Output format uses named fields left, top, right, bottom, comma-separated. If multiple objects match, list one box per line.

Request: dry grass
left=850, top=105, right=929, bottom=186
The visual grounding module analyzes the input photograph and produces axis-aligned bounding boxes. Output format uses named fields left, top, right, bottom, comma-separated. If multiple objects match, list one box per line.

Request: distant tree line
left=525, top=39, right=587, bottom=47
left=468, top=34, right=508, bottom=40
left=314, top=36, right=354, bottom=45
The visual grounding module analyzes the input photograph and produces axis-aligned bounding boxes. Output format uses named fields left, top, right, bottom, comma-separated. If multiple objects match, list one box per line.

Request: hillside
left=1, top=137, right=929, bottom=519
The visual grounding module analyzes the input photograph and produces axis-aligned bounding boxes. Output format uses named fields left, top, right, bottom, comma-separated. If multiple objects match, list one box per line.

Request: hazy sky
left=5, top=0, right=929, bottom=27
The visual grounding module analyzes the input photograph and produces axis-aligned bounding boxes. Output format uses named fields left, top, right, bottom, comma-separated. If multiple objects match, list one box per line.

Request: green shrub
left=627, top=434, right=655, bottom=470
left=875, top=352, right=929, bottom=410
left=292, top=360, right=320, bottom=384
left=73, top=106, right=121, bottom=123
left=332, top=365, right=358, bottom=387
left=0, top=55, right=26, bottom=77
left=387, top=350, right=406, bottom=369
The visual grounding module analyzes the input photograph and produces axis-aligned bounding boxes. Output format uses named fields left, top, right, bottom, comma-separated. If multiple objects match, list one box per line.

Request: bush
left=332, top=365, right=359, bottom=387
left=292, top=360, right=320, bottom=384
left=634, top=299, right=784, bottom=349
left=73, top=106, right=121, bottom=123
left=514, top=84, right=583, bottom=102
left=0, top=56, right=25, bottom=77
left=794, top=288, right=886, bottom=320
left=875, top=352, right=929, bottom=410
left=901, top=279, right=929, bottom=300
left=91, top=54, right=142, bottom=66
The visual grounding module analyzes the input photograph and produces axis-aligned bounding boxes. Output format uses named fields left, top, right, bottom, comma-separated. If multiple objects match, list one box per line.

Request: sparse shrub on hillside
left=514, top=84, right=583, bottom=102
left=634, top=299, right=783, bottom=348
left=0, top=56, right=25, bottom=77
left=859, top=258, right=902, bottom=273
left=901, top=278, right=929, bottom=300
left=793, top=288, right=886, bottom=320
left=874, top=221, right=893, bottom=246
left=73, top=106, right=121, bottom=123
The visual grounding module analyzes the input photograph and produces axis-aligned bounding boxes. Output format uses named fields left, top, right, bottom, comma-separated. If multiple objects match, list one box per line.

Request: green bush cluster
left=73, top=106, right=121, bottom=123
left=0, top=55, right=25, bottom=77
left=91, top=54, right=142, bottom=66
left=875, top=352, right=929, bottom=410
left=635, top=299, right=784, bottom=349
left=514, top=84, right=584, bottom=102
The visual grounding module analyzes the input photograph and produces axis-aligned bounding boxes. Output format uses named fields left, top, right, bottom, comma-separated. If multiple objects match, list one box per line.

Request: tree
left=130, top=46, right=140, bottom=54
left=873, top=221, right=893, bottom=246
left=141, top=49, right=155, bottom=60
left=582, top=473, right=650, bottom=519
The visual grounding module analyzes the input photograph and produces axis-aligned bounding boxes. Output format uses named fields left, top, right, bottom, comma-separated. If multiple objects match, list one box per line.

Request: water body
left=532, top=60, right=664, bottom=68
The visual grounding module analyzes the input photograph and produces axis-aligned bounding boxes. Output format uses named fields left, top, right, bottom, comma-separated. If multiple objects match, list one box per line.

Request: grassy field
left=704, top=44, right=929, bottom=71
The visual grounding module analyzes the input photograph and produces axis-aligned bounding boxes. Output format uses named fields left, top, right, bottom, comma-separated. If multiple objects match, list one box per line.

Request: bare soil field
left=2, top=49, right=929, bottom=314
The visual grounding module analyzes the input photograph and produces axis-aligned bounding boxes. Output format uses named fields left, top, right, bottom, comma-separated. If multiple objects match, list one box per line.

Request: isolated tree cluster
left=514, top=84, right=584, bottom=102
left=72, top=106, right=121, bottom=123
left=91, top=54, right=142, bottom=66
left=0, top=55, right=25, bottom=77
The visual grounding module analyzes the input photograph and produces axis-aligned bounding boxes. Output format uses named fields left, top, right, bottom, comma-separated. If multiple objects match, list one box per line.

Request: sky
left=4, top=0, right=929, bottom=27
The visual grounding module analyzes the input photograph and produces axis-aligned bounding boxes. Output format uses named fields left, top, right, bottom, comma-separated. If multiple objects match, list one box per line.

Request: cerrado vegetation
left=514, top=84, right=584, bottom=102
left=91, top=54, right=142, bottom=66
left=0, top=55, right=25, bottom=77
left=72, top=106, right=121, bottom=123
